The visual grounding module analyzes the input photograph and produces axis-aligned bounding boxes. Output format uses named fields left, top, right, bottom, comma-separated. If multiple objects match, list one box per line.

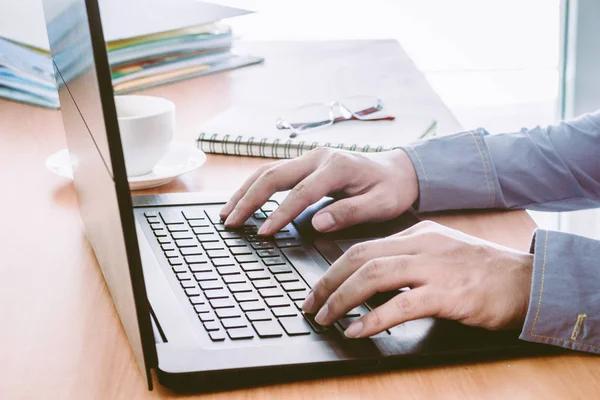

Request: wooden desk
left=1, top=42, right=599, bottom=399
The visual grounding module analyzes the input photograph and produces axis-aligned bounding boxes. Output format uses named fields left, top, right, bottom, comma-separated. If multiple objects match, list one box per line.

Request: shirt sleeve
left=521, top=229, right=600, bottom=354
left=400, top=110, right=600, bottom=212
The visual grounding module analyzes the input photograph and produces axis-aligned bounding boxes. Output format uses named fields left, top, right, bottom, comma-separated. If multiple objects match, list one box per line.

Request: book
left=197, top=105, right=437, bottom=159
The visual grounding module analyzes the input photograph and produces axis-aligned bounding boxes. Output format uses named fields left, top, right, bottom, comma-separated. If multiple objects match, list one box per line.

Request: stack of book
left=0, top=0, right=262, bottom=109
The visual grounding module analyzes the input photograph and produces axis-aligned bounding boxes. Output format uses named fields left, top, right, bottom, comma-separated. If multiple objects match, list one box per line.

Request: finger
left=303, top=235, right=424, bottom=314
left=311, top=192, right=393, bottom=233
left=313, top=255, right=424, bottom=326
left=223, top=156, right=318, bottom=227
left=344, top=287, right=439, bottom=338
left=220, top=160, right=283, bottom=219
left=258, top=165, right=347, bottom=235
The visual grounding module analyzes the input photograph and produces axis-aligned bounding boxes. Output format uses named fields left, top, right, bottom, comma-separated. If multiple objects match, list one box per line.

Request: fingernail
left=344, top=320, right=363, bottom=338
left=302, top=291, right=314, bottom=312
left=224, top=209, right=237, bottom=226
left=312, top=213, right=335, bottom=232
left=314, top=304, right=329, bottom=325
left=258, top=219, right=272, bottom=235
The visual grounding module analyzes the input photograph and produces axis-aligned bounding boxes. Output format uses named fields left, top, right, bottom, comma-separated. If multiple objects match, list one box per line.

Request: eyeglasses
left=275, top=96, right=395, bottom=138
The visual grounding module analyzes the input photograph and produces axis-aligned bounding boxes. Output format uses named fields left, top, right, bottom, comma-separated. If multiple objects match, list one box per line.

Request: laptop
left=41, top=0, right=546, bottom=392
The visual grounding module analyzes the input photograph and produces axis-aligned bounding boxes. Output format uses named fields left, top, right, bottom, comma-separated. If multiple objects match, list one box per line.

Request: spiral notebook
left=196, top=105, right=437, bottom=159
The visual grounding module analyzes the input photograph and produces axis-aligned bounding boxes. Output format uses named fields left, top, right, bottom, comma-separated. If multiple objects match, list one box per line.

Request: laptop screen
left=41, top=0, right=156, bottom=388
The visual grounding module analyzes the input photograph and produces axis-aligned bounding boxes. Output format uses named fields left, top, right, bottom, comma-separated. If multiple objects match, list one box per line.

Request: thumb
left=312, top=194, right=378, bottom=232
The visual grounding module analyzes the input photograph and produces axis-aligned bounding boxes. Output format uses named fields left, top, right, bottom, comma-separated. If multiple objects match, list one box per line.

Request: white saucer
left=46, top=141, right=207, bottom=190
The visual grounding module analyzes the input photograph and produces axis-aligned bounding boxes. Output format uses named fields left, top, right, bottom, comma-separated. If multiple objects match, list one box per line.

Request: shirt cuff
left=400, top=129, right=503, bottom=212
left=520, top=229, right=600, bottom=354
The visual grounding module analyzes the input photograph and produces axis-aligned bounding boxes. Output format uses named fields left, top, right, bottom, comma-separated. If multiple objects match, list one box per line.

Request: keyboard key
left=228, top=283, right=253, bottom=293
left=234, top=292, right=259, bottom=302
left=303, top=313, right=328, bottom=333
left=193, top=226, right=213, bottom=235
left=153, top=229, right=168, bottom=238
left=149, top=222, right=162, bottom=230
left=164, top=250, right=179, bottom=258
left=294, top=300, right=304, bottom=310
left=157, top=237, right=171, bottom=244
left=180, top=247, right=203, bottom=256
left=259, top=288, right=284, bottom=298
left=220, top=231, right=242, bottom=240
left=273, top=232, right=295, bottom=240
left=144, top=211, right=158, bottom=217
left=265, top=297, right=291, bottom=308
left=289, top=291, right=309, bottom=301
left=247, top=310, right=272, bottom=323
left=230, top=246, right=252, bottom=256
left=282, top=281, right=307, bottom=292
left=268, top=264, right=293, bottom=274
left=202, top=242, right=224, bottom=250
left=216, top=265, right=240, bottom=275
left=189, top=296, right=204, bottom=305
left=189, top=219, right=210, bottom=228
left=183, top=209, right=206, bottom=220
left=261, top=201, right=278, bottom=212
left=209, top=330, right=226, bottom=341
left=175, top=271, right=193, bottom=281
left=240, top=263, right=263, bottom=272
left=199, top=313, right=215, bottom=322
left=168, top=257, right=184, bottom=266
left=207, top=250, right=229, bottom=259
left=213, top=224, right=227, bottom=231
left=252, top=279, right=277, bottom=289
left=235, top=254, right=259, bottom=263
left=257, top=249, right=279, bottom=258
left=175, top=239, right=198, bottom=248
left=203, top=321, right=221, bottom=331
left=336, top=317, right=362, bottom=332
left=180, top=280, right=196, bottom=289
left=172, top=264, right=187, bottom=273
left=247, top=270, right=270, bottom=280
left=263, top=257, right=286, bottom=266
left=185, top=255, right=209, bottom=264
left=221, top=317, right=247, bottom=329
left=185, top=287, right=201, bottom=297
left=210, top=298, right=235, bottom=309
left=204, top=289, right=229, bottom=299
left=253, top=210, right=267, bottom=219
left=276, top=240, right=301, bottom=248
left=167, top=224, right=189, bottom=233
left=197, top=233, right=219, bottom=242
left=345, top=307, right=363, bottom=318
left=223, top=274, right=246, bottom=284
left=274, top=273, right=299, bottom=283
left=160, top=211, right=185, bottom=225
left=245, top=234, right=266, bottom=242
left=224, top=239, right=246, bottom=247
left=194, top=304, right=210, bottom=313
left=252, top=321, right=283, bottom=338
left=272, top=305, right=298, bottom=318
left=216, top=308, right=241, bottom=319
left=279, top=318, right=311, bottom=336
left=171, top=231, right=193, bottom=240
left=194, top=271, right=218, bottom=281
left=161, top=243, right=176, bottom=252
left=189, top=264, right=212, bottom=273
left=240, top=301, right=265, bottom=313
left=251, top=241, right=274, bottom=250
left=204, top=210, right=223, bottom=224
left=199, top=280, right=223, bottom=290
left=226, top=327, right=254, bottom=340
left=212, top=257, right=235, bottom=267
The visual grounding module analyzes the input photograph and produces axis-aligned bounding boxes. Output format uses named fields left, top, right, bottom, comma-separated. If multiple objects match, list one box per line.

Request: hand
left=302, top=221, right=534, bottom=338
left=220, top=147, right=419, bottom=235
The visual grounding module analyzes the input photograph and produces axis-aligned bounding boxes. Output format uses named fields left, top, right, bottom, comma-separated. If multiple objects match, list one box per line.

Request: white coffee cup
left=115, top=95, right=175, bottom=177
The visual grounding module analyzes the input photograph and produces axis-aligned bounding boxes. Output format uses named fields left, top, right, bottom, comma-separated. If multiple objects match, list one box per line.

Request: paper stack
left=0, top=0, right=262, bottom=109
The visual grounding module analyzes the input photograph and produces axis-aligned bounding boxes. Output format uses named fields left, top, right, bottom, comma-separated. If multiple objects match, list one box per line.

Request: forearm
left=521, top=229, right=600, bottom=354
left=401, top=110, right=600, bottom=212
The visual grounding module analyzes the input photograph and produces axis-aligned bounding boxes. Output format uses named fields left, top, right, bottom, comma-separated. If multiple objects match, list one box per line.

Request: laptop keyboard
left=142, top=201, right=364, bottom=342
